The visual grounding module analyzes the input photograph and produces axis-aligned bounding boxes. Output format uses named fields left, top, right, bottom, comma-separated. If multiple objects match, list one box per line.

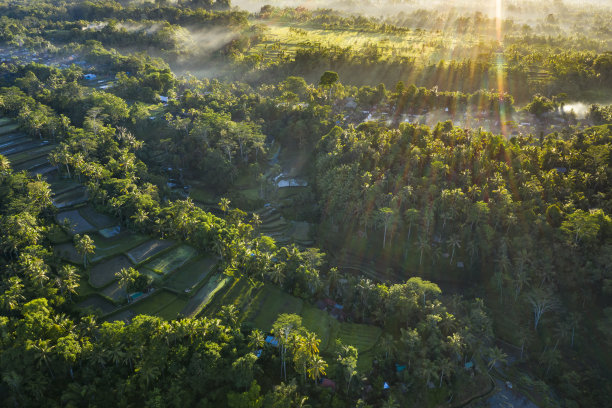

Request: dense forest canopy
left=0, top=0, right=610, bottom=407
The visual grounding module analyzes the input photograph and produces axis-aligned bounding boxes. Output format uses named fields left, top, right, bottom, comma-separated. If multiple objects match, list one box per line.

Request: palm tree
left=416, top=236, right=430, bottom=266
left=59, top=265, right=79, bottom=300
left=29, top=339, right=55, bottom=378
left=115, top=267, right=138, bottom=298
left=307, top=356, right=327, bottom=384
left=487, top=346, right=507, bottom=372
left=251, top=213, right=261, bottom=231
left=74, top=234, right=95, bottom=268
left=248, top=329, right=265, bottom=351
left=376, top=207, right=397, bottom=249
left=268, top=263, right=286, bottom=286
left=447, top=235, right=461, bottom=265
left=382, top=395, right=399, bottom=408
left=219, top=197, right=231, bottom=213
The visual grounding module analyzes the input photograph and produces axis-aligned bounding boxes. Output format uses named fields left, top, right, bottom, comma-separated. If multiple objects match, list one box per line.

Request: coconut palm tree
left=74, top=234, right=95, bottom=268
left=447, top=235, right=461, bottom=265
left=307, top=356, right=327, bottom=384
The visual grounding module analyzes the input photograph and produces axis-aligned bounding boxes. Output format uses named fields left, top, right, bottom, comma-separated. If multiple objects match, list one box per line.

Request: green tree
left=74, top=234, right=95, bottom=268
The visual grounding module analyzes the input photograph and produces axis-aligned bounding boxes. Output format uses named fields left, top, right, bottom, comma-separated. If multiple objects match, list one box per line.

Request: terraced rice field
left=89, top=255, right=133, bottom=288
left=124, top=289, right=184, bottom=318
left=142, top=244, right=198, bottom=277
left=164, top=256, right=216, bottom=292
left=79, top=206, right=116, bottom=229
left=126, top=239, right=176, bottom=264
left=54, top=243, right=82, bottom=264
left=78, top=295, right=116, bottom=315
left=246, top=285, right=304, bottom=331
left=101, top=281, right=127, bottom=302
left=56, top=209, right=96, bottom=234
left=183, top=274, right=232, bottom=317
left=90, top=232, right=149, bottom=263
left=0, top=122, right=20, bottom=134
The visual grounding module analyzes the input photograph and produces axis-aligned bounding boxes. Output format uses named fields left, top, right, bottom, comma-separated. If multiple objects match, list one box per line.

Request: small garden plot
left=142, top=244, right=197, bottom=277
left=101, top=281, right=127, bottom=303
left=89, top=255, right=133, bottom=288
left=334, top=322, right=382, bottom=354
left=54, top=243, right=81, bottom=264
left=0, top=123, right=20, bottom=135
left=79, top=206, right=116, bottom=229
left=78, top=295, right=116, bottom=315
left=6, top=145, right=54, bottom=165
left=49, top=179, right=81, bottom=195
left=246, top=285, right=303, bottom=331
left=56, top=209, right=96, bottom=234
left=90, top=232, right=148, bottom=263
left=126, top=239, right=176, bottom=265
left=182, top=274, right=232, bottom=318
left=127, top=289, right=180, bottom=317
left=164, top=256, right=216, bottom=292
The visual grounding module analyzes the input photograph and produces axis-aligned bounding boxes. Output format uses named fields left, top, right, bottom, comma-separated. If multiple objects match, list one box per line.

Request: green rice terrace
left=0, top=116, right=377, bottom=365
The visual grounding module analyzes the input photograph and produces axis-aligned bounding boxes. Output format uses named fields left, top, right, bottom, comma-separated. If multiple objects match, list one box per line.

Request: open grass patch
left=56, top=209, right=96, bottom=234
left=164, top=256, right=217, bottom=292
left=90, top=232, right=149, bottom=263
left=0, top=117, right=13, bottom=126
left=182, top=274, right=232, bottom=317
left=142, top=244, right=197, bottom=277
left=79, top=206, right=116, bottom=229
left=125, top=239, right=176, bottom=265
left=89, top=255, right=133, bottom=288
left=245, top=285, right=303, bottom=331
left=77, top=295, right=116, bottom=315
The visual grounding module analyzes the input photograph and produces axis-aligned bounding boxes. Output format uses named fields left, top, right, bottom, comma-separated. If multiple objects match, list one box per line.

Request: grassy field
left=142, top=244, right=198, bottom=277
left=90, top=232, right=149, bottom=263
left=126, top=239, right=176, bottom=264
left=205, top=276, right=263, bottom=317
left=54, top=242, right=82, bottom=264
left=301, top=305, right=338, bottom=351
left=164, top=256, right=217, bottom=292
left=100, top=281, right=127, bottom=303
